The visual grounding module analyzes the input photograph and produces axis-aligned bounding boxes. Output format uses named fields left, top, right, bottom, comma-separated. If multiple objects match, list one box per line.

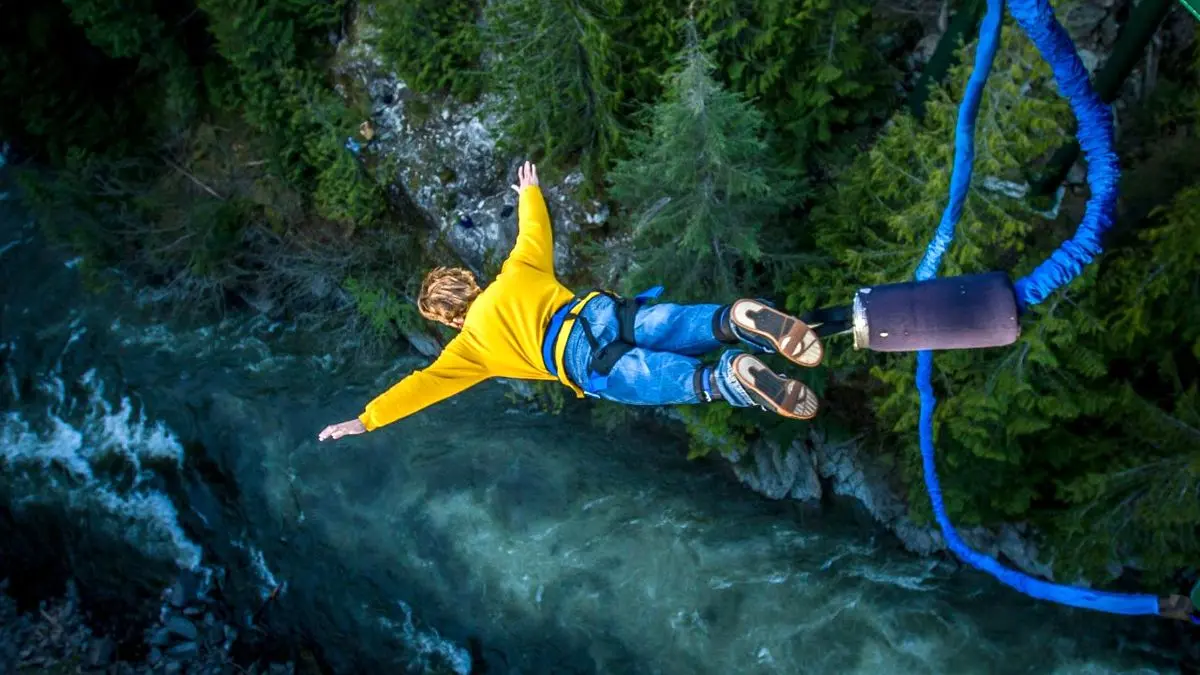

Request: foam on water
left=234, top=541, right=282, bottom=601
left=379, top=600, right=473, bottom=675
left=0, top=403, right=202, bottom=570
left=1, top=329, right=201, bottom=571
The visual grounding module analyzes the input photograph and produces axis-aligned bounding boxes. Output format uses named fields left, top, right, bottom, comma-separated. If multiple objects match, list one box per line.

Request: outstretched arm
left=318, top=339, right=488, bottom=441
left=504, top=161, right=554, bottom=274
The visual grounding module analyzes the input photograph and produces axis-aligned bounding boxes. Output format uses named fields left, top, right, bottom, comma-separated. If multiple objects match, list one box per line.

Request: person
left=318, top=161, right=825, bottom=442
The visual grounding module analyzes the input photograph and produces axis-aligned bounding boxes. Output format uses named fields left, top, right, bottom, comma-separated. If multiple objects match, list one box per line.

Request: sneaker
left=731, top=354, right=819, bottom=420
left=730, top=299, right=824, bottom=367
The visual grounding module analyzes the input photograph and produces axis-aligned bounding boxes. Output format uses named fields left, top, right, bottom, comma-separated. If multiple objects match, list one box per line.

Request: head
left=418, top=266, right=481, bottom=330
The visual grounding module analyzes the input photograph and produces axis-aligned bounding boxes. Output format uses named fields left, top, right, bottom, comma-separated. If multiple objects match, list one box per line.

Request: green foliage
left=344, top=276, right=424, bottom=340
left=372, top=0, right=483, bottom=99
left=0, top=3, right=174, bottom=161
left=509, top=381, right=568, bottom=415
left=608, top=27, right=802, bottom=301
left=695, top=0, right=896, bottom=166
left=677, top=405, right=754, bottom=459
left=484, top=0, right=626, bottom=181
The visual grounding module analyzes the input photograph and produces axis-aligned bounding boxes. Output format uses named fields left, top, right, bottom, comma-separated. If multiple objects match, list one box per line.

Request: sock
left=712, top=305, right=738, bottom=344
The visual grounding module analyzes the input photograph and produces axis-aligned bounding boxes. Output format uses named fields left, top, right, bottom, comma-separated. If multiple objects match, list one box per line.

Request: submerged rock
left=167, top=640, right=199, bottom=658
left=165, top=615, right=199, bottom=641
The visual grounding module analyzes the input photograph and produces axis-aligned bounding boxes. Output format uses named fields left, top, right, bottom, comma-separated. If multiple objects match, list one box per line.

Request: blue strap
left=913, top=0, right=1162, bottom=618
left=542, top=298, right=581, bottom=378
left=634, top=285, right=664, bottom=303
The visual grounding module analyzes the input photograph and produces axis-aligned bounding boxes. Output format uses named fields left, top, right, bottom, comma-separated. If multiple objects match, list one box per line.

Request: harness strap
left=547, top=291, right=605, bottom=398
left=544, top=286, right=665, bottom=395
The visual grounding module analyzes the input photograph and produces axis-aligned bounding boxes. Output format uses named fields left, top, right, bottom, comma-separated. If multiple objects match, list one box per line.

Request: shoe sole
left=730, top=299, right=824, bottom=368
left=732, top=354, right=819, bottom=420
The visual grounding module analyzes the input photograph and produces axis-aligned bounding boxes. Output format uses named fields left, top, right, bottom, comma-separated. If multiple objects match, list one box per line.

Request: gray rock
left=169, top=572, right=201, bottom=608
left=167, top=640, right=199, bottom=658
left=333, top=23, right=590, bottom=280
left=732, top=439, right=821, bottom=502
left=401, top=328, right=442, bottom=358
left=148, top=627, right=172, bottom=647
left=165, top=661, right=183, bottom=675
left=87, top=636, right=115, bottom=666
left=149, top=647, right=163, bottom=664
left=165, top=615, right=198, bottom=641
left=803, top=427, right=1062, bottom=580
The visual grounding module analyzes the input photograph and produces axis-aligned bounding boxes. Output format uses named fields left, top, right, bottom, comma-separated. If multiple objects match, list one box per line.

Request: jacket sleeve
left=357, top=336, right=488, bottom=431
left=504, top=185, right=555, bottom=274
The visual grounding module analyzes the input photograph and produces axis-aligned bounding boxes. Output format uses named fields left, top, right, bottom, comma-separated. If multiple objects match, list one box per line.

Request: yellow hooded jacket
left=358, top=185, right=580, bottom=431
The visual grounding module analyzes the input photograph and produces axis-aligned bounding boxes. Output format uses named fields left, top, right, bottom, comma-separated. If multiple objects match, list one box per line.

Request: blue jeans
left=561, top=295, right=758, bottom=407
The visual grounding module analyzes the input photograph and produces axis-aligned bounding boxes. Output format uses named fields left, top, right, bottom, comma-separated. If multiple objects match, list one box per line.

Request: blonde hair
left=418, top=267, right=481, bottom=325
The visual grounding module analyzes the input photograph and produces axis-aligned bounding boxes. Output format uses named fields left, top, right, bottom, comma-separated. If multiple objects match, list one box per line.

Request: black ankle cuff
left=693, top=367, right=723, bottom=402
left=713, top=305, right=738, bottom=344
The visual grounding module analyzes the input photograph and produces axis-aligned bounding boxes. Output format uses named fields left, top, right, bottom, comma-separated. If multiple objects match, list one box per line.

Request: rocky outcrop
left=730, top=439, right=822, bottom=502
left=0, top=573, right=300, bottom=675
left=744, top=428, right=1056, bottom=580
left=333, top=21, right=610, bottom=281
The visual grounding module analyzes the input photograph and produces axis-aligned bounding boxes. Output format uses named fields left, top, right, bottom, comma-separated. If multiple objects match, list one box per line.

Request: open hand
left=318, top=418, right=367, bottom=442
left=510, top=160, right=539, bottom=194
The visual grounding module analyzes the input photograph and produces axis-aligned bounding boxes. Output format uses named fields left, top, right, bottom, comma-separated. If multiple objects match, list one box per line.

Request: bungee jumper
left=318, top=161, right=826, bottom=443
left=318, top=0, right=1200, bottom=626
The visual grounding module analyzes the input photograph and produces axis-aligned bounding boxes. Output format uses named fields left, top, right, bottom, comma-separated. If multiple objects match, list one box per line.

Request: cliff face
left=333, top=21, right=611, bottom=284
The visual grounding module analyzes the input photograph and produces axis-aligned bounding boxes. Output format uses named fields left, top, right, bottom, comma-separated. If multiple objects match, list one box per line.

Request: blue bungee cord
left=913, top=0, right=1195, bottom=620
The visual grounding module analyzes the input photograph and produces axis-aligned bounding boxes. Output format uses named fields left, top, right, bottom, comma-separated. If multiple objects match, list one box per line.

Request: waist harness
left=542, top=286, right=663, bottom=394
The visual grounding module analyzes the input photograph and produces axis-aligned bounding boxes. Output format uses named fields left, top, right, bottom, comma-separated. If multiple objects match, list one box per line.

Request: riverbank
left=0, top=573, right=305, bottom=675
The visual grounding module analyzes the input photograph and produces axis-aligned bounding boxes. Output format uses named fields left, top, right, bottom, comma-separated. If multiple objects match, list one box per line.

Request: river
left=0, top=180, right=1187, bottom=673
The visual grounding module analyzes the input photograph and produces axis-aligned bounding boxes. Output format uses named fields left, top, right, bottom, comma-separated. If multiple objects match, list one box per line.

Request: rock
left=87, top=637, right=115, bottom=667
left=167, top=640, right=199, bottom=658
left=401, top=328, right=442, bottom=358
left=165, top=661, right=183, bottom=675
left=913, top=33, right=941, bottom=66
left=1076, top=48, right=1099, bottom=75
left=169, top=571, right=201, bottom=608
left=149, top=647, right=163, bottom=664
left=333, top=24, right=590, bottom=280
left=732, top=439, right=821, bottom=502
left=165, top=615, right=199, bottom=641
left=1066, top=162, right=1087, bottom=186
left=1065, top=4, right=1108, bottom=34
left=148, top=627, right=172, bottom=647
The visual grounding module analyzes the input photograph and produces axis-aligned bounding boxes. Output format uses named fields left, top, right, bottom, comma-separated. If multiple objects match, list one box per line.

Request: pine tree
left=484, top=0, right=624, bottom=181
left=373, top=0, right=483, bottom=99
left=608, top=23, right=800, bottom=302
left=695, top=0, right=893, bottom=167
